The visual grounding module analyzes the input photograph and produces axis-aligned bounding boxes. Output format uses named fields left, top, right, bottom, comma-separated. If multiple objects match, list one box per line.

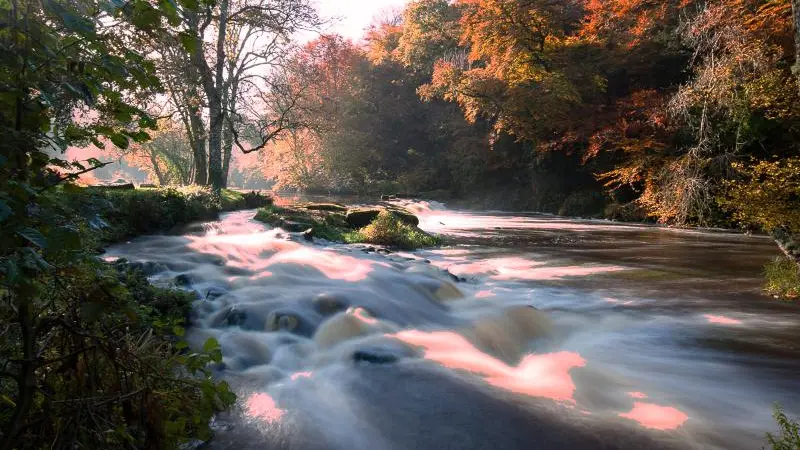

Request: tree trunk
left=148, top=149, right=166, bottom=185
left=206, top=0, right=229, bottom=190
left=189, top=106, right=208, bottom=185
left=793, top=0, right=800, bottom=91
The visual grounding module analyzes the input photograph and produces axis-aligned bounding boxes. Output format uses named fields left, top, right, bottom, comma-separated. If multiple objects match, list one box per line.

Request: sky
left=314, top=0, right=407, bottom=40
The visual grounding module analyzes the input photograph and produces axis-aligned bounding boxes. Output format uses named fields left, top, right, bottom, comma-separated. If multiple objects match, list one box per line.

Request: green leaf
left=123, top=130, right=151, bottom=143
left=110, top=133, right=129, bottom=149
left=179, top=32, right=201, bottom=55
left=131, top=1, right=161, bottom=30
left=18, top=228, right=48, bottom=249
left=202, top=337, right=219, bottom=353
left=177, top=0, right=198, bottom=10
left=176, top=340, right=189, bottom=350
left=173, top=325, right=186, bottom=337
left=44, top=0, right=96, bottom=34
left=0, top=200, right=12, bottom=222
left=159, top=0, right=180, bottom=26
left=47, top=226, right=82, bottom=252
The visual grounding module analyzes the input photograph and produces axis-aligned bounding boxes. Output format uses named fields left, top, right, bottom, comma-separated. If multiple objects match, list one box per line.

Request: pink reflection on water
left=619, top=402, right=688, bottom=430
left=475, top=290, right=496, bottom=299
left=628, top=391, right=648, bottom=399
left=246, top=392, right=285, bottom=424
left=187, top=233, right=377, bottom=282
left=494, top=265, right=627, bottom=281
left=267, top=247, right=375, bottom=282
left=704, top=314, right=742, bottom=326
left=605, top=297, right=634, bottom=306
left=392, top=330, right=585, bottom=404
left=447, top=257, right=627, bottom=281
left=290, top=371, right=312, bottom=380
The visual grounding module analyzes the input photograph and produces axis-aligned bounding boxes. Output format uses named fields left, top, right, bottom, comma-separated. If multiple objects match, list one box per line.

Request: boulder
left=345, top=207, right=419, bottom=228
left=303, top=202, right=347, bottom=212
left=90, top=182, right=135, bottom=190
left=279, top=220, right=313, bottom=232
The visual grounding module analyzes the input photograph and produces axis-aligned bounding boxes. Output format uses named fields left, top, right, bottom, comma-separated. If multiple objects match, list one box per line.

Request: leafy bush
left=60, top=186, right=221, bottom=245
left=766, top=404, right=800, bottom=450
left=357, top=210, right=441, bottom=250
left=764, top=257, right=800, bottom=300
left=220, top=189, right=247, bottom=211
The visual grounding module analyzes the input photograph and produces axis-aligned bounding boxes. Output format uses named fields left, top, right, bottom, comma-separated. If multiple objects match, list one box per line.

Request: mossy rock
left=303, top=202, right=347, bottom=212
left=346, top=207, right=419, bottom=228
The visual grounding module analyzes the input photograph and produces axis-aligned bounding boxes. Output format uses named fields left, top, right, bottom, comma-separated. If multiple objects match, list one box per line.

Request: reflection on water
left=619, top=402, right=689, bottom=431
left=392, top=330, right=586, bottom=403
left=105, top=201, right=800, bottom=450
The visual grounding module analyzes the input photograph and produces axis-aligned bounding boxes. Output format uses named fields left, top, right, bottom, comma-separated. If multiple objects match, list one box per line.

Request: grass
left=220, top=188, right=246, bottom=211
left=766, top=404, right=800, bottom=450
left=764, top=256, right=800, bottom=300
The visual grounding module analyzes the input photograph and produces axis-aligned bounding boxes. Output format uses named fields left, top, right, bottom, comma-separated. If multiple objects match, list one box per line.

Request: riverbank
left=0, top=186, right=274, bottom=449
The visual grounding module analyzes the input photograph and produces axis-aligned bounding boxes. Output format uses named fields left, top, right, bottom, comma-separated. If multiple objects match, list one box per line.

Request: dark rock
left=313, top=293, right=348, bottom=315
left=139, top=183, right=157, bottom=188
left=302, top=228, right=314, bottom=241
left=280, top=220, right=313, bottom=232
left=205, top=287, right=226, bottom=300
left=91, top=182, right=135, bottom=190
left=174, top=273, right=193, bottom=286
left=353, top=349, right=398, bottom=365
left=243, top=191, right=272, bottom=208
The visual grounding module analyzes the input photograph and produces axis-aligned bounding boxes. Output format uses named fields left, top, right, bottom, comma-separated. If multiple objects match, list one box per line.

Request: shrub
left=764, top=257, right=800, bottom=300
left=220, top=188, right=246, bottom=211
left=766, top=404, right=800, bottom=450
left=357, top=210, right=441, bottom=250
left=1, top=185, right=236, bottom=450
left=60, top=186, right=221, bottom=245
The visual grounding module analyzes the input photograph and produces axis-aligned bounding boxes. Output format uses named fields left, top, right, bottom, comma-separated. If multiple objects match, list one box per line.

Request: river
left=105, top=200, right=800, bottom=450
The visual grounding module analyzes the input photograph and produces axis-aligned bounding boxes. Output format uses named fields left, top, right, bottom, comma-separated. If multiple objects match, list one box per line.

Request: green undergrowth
left=58, top=186, right=269, bottom=246
left=764, top=257, right=800, bottom=300
left=766, top=404, right=800, bottom=449
left=2, top=184, right=240, bottom=449
left=255, top=204, right=441, bottom=250
left=0, top=257, right=236, bottom=448
left=357, top=210, right=442, bottom=250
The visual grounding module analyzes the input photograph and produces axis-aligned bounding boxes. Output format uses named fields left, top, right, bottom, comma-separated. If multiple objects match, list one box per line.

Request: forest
left=2, top=0, right=800, bottom=448
left=58, top=0, right=800, bottom=256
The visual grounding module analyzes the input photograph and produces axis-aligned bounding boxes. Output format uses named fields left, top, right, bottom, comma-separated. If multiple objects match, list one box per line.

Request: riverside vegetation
left=255, top=203, right=441, bottom=250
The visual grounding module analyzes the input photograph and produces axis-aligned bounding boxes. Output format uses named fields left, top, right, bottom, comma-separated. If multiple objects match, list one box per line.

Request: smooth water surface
left=106, top=201, right=800, bottom=450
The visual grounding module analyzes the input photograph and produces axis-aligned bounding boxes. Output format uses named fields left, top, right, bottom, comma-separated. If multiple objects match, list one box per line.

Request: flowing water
left=106, top=201, right=800, bottom=450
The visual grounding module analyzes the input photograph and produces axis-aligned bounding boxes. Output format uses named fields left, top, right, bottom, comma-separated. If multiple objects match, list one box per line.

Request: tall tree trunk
left=206, top=0, right=229, bottom=190
left=793, top=0, right=800, bottom=91
left=189, top=106, right=208, bottom=185
left=148, top=149, right=166, bottom=185
left=221, top=84, right=238, bottom=188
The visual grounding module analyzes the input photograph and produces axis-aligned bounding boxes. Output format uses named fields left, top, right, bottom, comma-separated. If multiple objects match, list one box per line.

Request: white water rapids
left=105, top=200, right=800, bottom=450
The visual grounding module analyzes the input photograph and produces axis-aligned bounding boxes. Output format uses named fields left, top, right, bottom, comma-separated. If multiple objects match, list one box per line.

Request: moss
left=254, top=204, right=440, bottom=249
left=220, top=188, right=246, bottom=211
left=764, top=257, right=800, bottom=300
left=357, top=210, right=441, bottom=250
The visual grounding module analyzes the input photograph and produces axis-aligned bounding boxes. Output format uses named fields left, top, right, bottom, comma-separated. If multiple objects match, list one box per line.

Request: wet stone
left=353, top=349, right=399, bottom=365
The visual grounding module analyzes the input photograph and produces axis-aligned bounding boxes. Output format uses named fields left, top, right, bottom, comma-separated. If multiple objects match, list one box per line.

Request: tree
left=180, top=0, right=320, bottom=189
